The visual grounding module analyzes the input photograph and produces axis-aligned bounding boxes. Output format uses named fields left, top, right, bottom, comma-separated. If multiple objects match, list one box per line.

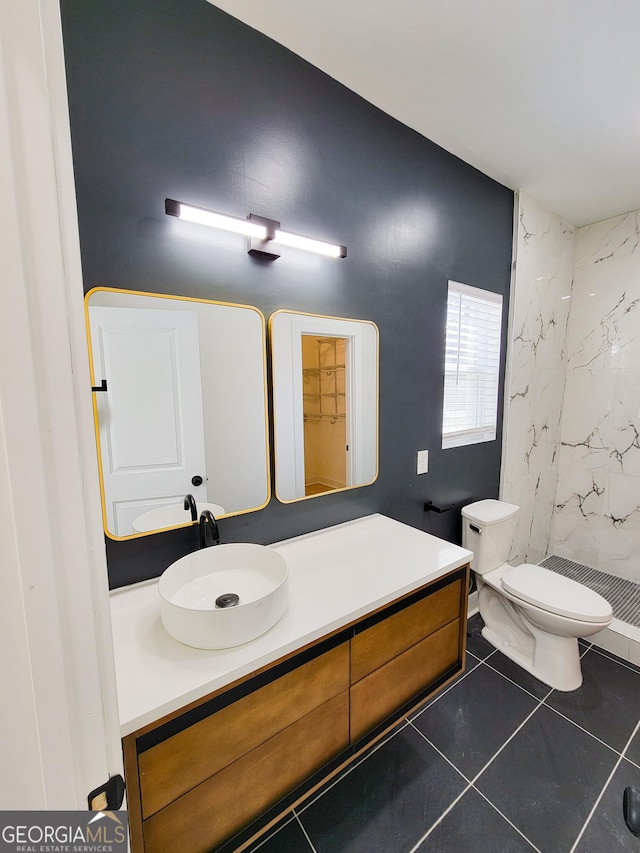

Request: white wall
left=0, top=0, right=120, bottom=808
left=501, top=192, right=576, bottom=565
left=550, top=210, right=640, bottom=582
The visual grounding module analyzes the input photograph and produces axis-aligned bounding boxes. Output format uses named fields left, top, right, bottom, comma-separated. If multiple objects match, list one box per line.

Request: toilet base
left=481, top=624, right=582, bottom=692
left=478, top=582, right=583, bottom=691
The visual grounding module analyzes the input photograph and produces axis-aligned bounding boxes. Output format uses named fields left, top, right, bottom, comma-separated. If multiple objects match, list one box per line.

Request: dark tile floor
left=236, top=614, right=640, bottom=853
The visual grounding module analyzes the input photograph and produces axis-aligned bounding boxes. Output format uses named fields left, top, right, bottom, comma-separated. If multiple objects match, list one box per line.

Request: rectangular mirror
left=270, top=310, right=378, bottom=502
left=86, top=288, right=270, bottom=538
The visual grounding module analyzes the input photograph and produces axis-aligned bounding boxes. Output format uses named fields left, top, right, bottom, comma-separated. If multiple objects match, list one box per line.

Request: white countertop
left=109, top=514, right=472, bottom=736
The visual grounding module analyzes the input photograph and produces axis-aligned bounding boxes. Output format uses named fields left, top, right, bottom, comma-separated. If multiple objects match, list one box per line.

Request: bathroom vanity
left=110, top=515, right=471, bottom=852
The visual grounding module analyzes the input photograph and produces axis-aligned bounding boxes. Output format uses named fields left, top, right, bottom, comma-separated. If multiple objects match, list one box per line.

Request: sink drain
left=215, top=593, right=240, bottom=608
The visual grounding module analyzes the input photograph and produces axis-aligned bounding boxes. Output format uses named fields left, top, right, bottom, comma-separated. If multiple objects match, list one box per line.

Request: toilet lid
left=461, top=499, right=520, bottom=526
left=501, top=564, right=613, bottom=623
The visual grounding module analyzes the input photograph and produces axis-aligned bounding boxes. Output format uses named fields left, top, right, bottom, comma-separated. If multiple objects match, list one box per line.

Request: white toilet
left=462, top=499, right=613, bottom=691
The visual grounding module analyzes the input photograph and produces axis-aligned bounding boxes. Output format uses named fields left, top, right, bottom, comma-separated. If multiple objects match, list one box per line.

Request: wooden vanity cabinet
left=350, top=581, right=462, bottom=741
left=123, top=565, right=468, bottom=852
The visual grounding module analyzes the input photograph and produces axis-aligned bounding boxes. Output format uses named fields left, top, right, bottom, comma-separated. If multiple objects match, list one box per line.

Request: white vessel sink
left=132, top=501, right=226, bottom=533
left=158, top=544, right=288, bottom=649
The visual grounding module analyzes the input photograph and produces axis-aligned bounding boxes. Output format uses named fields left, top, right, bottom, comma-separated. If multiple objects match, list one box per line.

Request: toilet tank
left=461, top=499, right=520, bottom=575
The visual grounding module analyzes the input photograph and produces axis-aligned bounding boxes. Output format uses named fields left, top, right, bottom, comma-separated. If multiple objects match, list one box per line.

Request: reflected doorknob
left=191, top=475, right=203, bottom=486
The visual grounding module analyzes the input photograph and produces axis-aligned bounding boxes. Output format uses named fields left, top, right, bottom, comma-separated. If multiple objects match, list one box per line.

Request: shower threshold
left=540, top=555, right=640, bottom=666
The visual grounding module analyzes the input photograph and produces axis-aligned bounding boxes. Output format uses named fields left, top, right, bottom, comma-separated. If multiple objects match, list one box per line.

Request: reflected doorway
left=301, top=335, right=348, bottom=496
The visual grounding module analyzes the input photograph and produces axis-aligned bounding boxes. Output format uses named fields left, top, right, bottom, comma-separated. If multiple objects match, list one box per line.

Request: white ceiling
left=210, top=0, right=640, bottom=227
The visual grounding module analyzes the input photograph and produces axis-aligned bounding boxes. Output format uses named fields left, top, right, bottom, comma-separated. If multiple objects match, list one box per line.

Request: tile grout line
left=293, top=811, right=318, bottom=853
left=483, top=657, right=554, bottom=703
left=293, top=659, right=484, bottom=852
left=248, top=661, right=638, bottom=853
left=412, top=660, right=548, bottom=788
left=293, top=638, right=635, bottom=853
left=471, top=785, right=542, bottom=852
left=568, top=718, right=640, bottom=853
left=410, top=655, right=485, bottom=721
left=295, top=720, right=410, bottom=815
left=406, top=782, right=473, bottom=853
left=625, top=753, right=640, bottom=772
left=230, top=633, right=637, bottom=853
left=297, top=705, right=477, bottom=853
left=621, top=718, right=640, bottom=761
left=467, top=698, right=546, bottom=787
left=464, top=643, right=627, bottom=762
left=407, top=720, right=473, bottom=785
left=539, top=700, right=625, bottom=758
left=294, top=649, right=496, bottom=821
left=403, top=722, right=478, bottom=851
left=586, top=643, right=640, bottom=676
left=406, top=702, right=545, bottom=852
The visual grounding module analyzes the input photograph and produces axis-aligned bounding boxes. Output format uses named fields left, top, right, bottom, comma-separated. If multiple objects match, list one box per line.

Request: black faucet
left=199, top=510, right=220, bottom=548
left=183, top=493, right=198, bottom=522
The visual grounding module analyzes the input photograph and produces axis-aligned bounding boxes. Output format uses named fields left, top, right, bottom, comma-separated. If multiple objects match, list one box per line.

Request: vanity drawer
left=351, top=578, right=462, bottom=683
left=350, top=618, right=460, bottom=742
left=139, top=641, right=349, bottom=818
left=143, top=690, right=350, bottom=853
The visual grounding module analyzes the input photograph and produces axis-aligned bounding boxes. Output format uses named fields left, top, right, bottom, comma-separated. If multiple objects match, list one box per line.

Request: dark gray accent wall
left=60, top=0, right=514, bottom=589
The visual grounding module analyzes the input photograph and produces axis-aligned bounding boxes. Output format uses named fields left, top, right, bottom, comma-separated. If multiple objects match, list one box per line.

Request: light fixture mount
left=247, top=214, right=281, bottom=261
left=165, top=198, right=346, bottom=260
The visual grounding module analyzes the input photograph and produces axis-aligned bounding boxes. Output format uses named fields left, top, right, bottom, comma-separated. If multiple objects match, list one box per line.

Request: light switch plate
left=417, top=450, right=429, bottom=475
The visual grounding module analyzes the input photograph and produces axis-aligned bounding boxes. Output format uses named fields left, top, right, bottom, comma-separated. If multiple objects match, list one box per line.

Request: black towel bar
left=424, top=501, right=455, bottom=514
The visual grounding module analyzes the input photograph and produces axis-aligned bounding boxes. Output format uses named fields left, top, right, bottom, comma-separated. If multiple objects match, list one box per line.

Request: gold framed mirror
left=86, top=288, right=270, bottom=539
left=270, top=310, right=378, bottom=502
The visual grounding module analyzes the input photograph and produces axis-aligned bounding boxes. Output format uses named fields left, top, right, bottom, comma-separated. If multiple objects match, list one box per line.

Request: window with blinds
left=442, top=281, right=503, bottom=449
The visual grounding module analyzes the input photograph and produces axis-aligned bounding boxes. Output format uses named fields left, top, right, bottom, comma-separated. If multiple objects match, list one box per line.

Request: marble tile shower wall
left=550, top=209, right=640, bottom=582
left=501, top=193, right=576, bottom=566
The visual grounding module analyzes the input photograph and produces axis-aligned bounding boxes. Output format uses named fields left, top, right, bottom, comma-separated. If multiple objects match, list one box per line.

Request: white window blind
left=442, top=281, right=503, bottom=449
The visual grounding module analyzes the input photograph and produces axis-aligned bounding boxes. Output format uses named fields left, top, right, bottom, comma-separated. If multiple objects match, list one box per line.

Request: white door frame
left=0, top=0, right=121, bottom=808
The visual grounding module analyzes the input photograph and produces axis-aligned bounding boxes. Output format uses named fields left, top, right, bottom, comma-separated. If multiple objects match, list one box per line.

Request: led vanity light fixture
left=165, top=199, right=346, bottom=260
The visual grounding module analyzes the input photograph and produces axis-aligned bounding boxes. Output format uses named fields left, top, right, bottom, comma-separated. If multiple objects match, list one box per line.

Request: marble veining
left=561, top=424, right=607, bottom=454
left=551, top=207, right=640, bottom=583
left=510, top=383, right=529, bottom=402
left=576, top=211, right=640, bottom=268
left=555, top=474, right=605, bottom=517
left=504, top=200, right=640, bottom=584
left=502, top=193, right=575, bottom=566
left=566, top=291, right=639, bottom=371
left=610, top=421, right=640, bottom=471
left=513, top=311, right=558, bottom=360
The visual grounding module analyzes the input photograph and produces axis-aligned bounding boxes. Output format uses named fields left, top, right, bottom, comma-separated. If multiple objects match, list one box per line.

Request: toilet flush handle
left=470, top=523, right=482, bottom=534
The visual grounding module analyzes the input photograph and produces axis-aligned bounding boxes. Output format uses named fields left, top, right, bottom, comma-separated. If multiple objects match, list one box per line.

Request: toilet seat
left=501, top=564, right=612, bottom=624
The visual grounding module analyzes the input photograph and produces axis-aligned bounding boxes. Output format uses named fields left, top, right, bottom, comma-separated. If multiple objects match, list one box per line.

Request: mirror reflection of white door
left=89, top=306, right=207, bottom=535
